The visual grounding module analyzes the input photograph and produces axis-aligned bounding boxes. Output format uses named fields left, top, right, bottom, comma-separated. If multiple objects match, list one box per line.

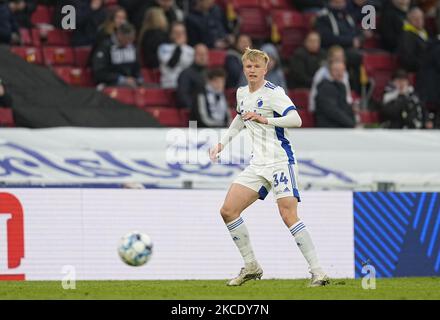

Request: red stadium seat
left=135, top=88, right=175, bottom=108
left=363, top=52, right=397, bottom=101
left=42, top=47, right=75, bottom=66
left=297, top=109, right=315, bottom=128
left=32, top=28, right=72, bottom=46
left=271, top=10, right=306, bottom=59
left=53, top=66, right=94, bottom=87
left=10, top=46, right=43, bottom=64
left=141, top=68, right=161, bottom=84
left=31, top=5, right=53, bottom=25
left=359, top=110, right=380, bottom=125
left=0, top=108, right=14, bottom=127
left=288, top=89, right=309, bottom=111
left=103, top=87, right=136, bottom=105
left=232, top=0, right=270, bottom=39
left=263, top=0, right=292, bottom=9
left=225, top=88, right=237, bottom=109
left=74, top=46, right=92, bottom=67
left=19, top=28, right=32, bottom=45
left=145, top=107, right=184, bottom=127
left=208, top=50, right=227, bottom=67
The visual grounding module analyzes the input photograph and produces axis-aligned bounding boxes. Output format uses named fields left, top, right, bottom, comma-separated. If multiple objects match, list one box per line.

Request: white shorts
left=233, top=163, right=300, bottom=201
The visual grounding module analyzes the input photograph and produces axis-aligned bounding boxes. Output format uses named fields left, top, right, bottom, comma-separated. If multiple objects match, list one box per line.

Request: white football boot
left=227, top=262, right=263, bottom=286
left=309, top=272, right=330, bottom=287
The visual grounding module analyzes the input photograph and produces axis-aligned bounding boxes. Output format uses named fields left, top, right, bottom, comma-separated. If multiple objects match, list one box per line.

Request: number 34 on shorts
left=272, top=164, right=300, bottom=200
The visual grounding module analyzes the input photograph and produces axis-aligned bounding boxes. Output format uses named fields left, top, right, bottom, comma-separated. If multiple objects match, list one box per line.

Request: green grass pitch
left=0, top=277, right=439, bottom=300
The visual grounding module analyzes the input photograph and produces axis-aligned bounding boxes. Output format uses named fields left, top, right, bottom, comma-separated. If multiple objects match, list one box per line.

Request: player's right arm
left=209, top=88, right=245, bottom=162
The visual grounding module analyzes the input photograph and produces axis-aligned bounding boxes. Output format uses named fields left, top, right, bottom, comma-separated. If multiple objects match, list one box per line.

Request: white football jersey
left=236, top=81, right=297, bottom=166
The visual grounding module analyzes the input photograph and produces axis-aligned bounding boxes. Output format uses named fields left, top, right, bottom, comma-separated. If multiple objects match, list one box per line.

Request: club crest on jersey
left=256, top=98, right=263, bottom=108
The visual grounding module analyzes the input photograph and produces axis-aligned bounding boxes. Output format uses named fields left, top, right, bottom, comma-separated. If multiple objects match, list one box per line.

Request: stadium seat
left=359, top=110, right=380, bottom=124
left=42, top=47, right=75, bottom=66
left=302, top=12, right=317, bottom=31
left=32, top=28, right=72, bottom=46
left=10, top=46, right=43, bottom=64
left=297, top=109, right=315, bottom=128
left=53, top=66, right=94, bottom=87
left=74, top=46, right=92, bottom=67
left=135, top=88, right=175, bottom=108
left=232, top=0, right=270, bottom=39
left=225, top=88, right=237, bottom=109
left=103, top=87, right=136, bottom=105
left=288, top=89, right=309, bottom=111
left=263, top=0, right=292, bottom=9
left=363, top=52, right=397, bottom=101
left=30, top=5, right=53, bottom=25
left=0, top=108, right=14, bottom=127
left=141, top=68, right=160, bottom=84
left=208, top=50, right=227, bottom=68
left=362, top=35, right=381, bottom=50
left=145, top=107, right=184, bottom=127
left=19, top=28, right=32, bottom=45
left=270, top=10, right=306, bottom=59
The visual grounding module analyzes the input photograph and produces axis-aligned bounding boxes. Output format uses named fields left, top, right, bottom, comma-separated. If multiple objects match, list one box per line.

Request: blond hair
left=241, top=47, right=270, bottom=66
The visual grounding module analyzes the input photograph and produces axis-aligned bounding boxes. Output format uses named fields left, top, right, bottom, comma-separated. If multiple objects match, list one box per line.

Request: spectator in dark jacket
left=381, top=69, right=431, bottom=128
left=0, top=78, right=12, bottom=107
left=139, top=7, right=169, bottom=68
left=379, top=0, right=410, bottom=52
left=315, top=60, right=356, bottom=127
left=94, top=5, right=128, bottom=49
left=293, top=0, right=325, bottom=12
left=288, top=31, right=326, bottom=89
left=225, top=34, right=252, bottom=88
left=0, top=0, right=20, bottom=45
left=177, top=43, right=209, bottom=109
left=192, top=68, right=230, bottom=127
left=397, top=7, right=429, bottom=72
left=185, top=0, right=230, bottom=48
left=91, top=23, right=143, bottom=87
left=70, top=0, right=107, bottom=47
left=11, top=0, right=36, bottom=28
left=315, top=0, right=363, bottom=49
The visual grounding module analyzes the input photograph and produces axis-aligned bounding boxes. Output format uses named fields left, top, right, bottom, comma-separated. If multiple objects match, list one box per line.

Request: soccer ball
left=118, top=231, right=153, bottom=267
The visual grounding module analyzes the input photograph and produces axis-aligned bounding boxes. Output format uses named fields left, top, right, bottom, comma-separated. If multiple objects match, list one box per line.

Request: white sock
left=289, top=221, right=324, bottom=275
left=226, top=216, right=257, bottom=267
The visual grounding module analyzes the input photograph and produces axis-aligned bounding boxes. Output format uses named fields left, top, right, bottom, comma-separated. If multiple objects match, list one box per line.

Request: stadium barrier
left=0, top=189, right=439, bottom=281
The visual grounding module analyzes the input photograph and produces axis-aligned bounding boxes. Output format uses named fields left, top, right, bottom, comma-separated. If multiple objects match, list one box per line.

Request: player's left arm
left=242, top=87, right=302, bottom=128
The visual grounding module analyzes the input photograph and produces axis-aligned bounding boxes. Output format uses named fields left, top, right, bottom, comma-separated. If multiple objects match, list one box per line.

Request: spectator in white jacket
left=158, top=22, right=194, bottom=88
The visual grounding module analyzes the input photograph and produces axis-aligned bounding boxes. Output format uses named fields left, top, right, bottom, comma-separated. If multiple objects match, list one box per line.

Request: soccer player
left=209, top=48, right=330, bottom=287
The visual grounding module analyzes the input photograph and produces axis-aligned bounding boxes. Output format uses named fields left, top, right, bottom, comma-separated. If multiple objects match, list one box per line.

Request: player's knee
left=220, top=205, right=239, bottom=222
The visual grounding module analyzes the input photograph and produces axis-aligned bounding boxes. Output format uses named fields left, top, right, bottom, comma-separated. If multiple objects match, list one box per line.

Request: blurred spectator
left=158, top=22, right=194, bottom=88
left=185, top=0, right=231, bottom=49
left=120, top=0, right=183, bottom=31
left=288, top=31, right=326, bottom=89
left=177, top=43, right=209, bottom=109
left=0, top=78, right=12, bottom=107
left=309, top=45, right=353, bottom=112
left=379, top=0, right=411, bottom=52
left=437, top=3, right=440, bottom=34
left=260, top=43, right=287, bottom=91
left=138, top=7, right=169, bottom=68
left=91, top=22, right=143, bottom=87
left=145, top=0, right=184, bottom=31
left=225, top=34, right=251, bottom=88
left=95, top=6, right=128, bottom=48
left=0, top=0, right=20, bottom=45
left=397, top=7, right=429, bottom=72
left=315, top=0, right=363, bottom=50
left=415, top=0, right=438, bottom=15
left=315, top=0, right=363, bottom=92
left=192, top=68, right=230, bottom=127
left=70, top=0, right=107, bottom=47
left=381, top=69, right=430, bottom=129
left=315, top=60, right=356, bottom=128
left=416, top=34, right=440, bottom=121
left=11, top=0, right=36, bottom=28
left=293, top=0, right=326, bottom=12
